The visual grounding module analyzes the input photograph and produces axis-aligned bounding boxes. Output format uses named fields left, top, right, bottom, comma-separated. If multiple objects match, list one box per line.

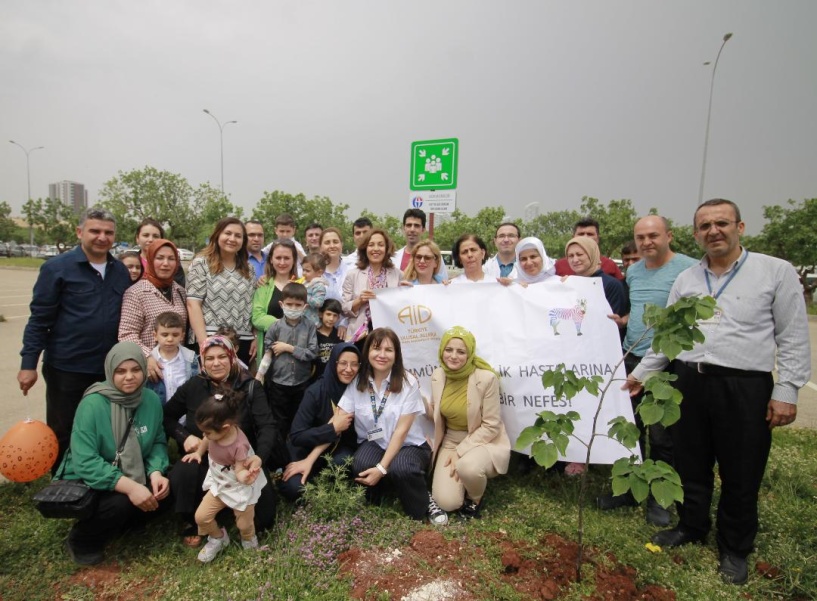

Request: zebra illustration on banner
left=549, top=298, right=587, bottom=336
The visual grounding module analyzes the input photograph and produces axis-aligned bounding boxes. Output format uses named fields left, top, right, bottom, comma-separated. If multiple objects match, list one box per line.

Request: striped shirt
left=186, top=257, right=255, bottom=341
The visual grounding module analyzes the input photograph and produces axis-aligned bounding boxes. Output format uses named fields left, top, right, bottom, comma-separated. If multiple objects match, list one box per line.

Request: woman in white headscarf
left=513, top=237, right=556, bottom=285
left=57, top=341, right=170, bottom=565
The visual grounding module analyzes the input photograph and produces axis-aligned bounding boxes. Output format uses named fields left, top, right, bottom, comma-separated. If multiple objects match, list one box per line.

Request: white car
left=177, top=248, right=195, bottom=261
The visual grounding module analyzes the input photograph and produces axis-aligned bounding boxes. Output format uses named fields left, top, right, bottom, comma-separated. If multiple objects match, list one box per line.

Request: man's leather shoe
left=645, top=498, right=672, bottom=527
left=596, top=492, right=637, bottom=510
left=650, top=527, right=705, bottom=548
left=718, top=552, right=748, bottom=585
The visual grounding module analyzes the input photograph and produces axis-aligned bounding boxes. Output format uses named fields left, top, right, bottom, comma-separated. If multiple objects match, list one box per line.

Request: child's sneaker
left=427, top=493, right=448, bottom=526
left=197, top=528, right=230, bottom=563
left=241, top=536, right=259, bottom=550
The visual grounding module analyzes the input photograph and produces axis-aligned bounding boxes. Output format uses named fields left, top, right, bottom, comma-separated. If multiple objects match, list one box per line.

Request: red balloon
left=0, top=419, right=59, bottom=482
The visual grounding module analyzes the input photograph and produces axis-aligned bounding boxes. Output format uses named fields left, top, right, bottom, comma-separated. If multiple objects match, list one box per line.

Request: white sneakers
left=241, top=535, right=259, bottom=550
left=197, top=527, right=230, bottom=563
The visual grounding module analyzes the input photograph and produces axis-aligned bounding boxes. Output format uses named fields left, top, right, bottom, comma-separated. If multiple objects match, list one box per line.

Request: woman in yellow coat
left=427, top=326, right=511, bottom=524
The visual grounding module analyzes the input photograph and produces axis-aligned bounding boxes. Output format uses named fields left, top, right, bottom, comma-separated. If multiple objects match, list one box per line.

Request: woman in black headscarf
left=279, top=342, right=361, bottom=500
left=59, top=341, right=170, bottom=565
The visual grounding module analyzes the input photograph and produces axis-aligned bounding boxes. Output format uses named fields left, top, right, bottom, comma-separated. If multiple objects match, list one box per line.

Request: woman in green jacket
left=251, top=239, right=303, bottom=366
left=59, top=341, right=170, bottom=565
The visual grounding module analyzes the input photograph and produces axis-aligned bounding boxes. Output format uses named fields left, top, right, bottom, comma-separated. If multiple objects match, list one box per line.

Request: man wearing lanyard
left=625, top=199, right=811, bottom=585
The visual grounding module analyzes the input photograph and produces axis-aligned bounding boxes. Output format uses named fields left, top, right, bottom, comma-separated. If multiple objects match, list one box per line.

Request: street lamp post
left=202, top=109, right=237, bottom=196
left=697, top=32, right=733, bottom=205
left=9, top=140, right=45, bottom=246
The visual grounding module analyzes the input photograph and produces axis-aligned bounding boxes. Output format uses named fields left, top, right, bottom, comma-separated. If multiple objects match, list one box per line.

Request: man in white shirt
left=483, top=223, right=520, bottom=279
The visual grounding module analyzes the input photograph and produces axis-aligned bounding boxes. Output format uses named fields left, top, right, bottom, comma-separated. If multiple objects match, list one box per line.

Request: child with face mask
left=255, top=282, right=318, bottom=443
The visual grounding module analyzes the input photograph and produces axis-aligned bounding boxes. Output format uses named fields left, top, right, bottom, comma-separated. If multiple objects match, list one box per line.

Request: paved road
left=1, top=264, right=816, bottom=446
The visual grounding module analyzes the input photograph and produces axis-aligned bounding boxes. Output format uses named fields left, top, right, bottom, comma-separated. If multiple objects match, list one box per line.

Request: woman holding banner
left=342, top=230, right=402, bottom=343
left=449, top=234, right=491, bottom=284
left=513, top=237, right=556, bottom=285
left=426, top=327, right=510, bottom=524
left=561, top=236, right=628, bottom=476
left=402, top=240, right=445, bottom=285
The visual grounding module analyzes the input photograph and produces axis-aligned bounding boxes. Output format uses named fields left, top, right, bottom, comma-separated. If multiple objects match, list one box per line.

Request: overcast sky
left=2, top=1, right=815, bottom=234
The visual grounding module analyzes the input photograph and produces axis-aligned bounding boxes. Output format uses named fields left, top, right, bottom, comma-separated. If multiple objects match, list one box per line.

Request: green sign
left=410, top=138, right=458, bottom=190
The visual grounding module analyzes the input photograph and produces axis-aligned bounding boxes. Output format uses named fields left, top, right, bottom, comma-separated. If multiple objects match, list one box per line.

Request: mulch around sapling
left=55, top=562, right=159, bottom=601
left=338, top=529, right=676, bottom=600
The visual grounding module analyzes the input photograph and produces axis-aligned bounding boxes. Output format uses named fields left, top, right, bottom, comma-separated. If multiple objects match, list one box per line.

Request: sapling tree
left=516, top=295, right=717, bottom=581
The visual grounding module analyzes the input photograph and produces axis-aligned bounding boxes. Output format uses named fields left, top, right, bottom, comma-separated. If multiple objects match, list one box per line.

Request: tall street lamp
left=202, top=109, right=237, bottom=196
left=698, top=32, right=733, bottom=205
left=9, top=140, right=45, bottom=245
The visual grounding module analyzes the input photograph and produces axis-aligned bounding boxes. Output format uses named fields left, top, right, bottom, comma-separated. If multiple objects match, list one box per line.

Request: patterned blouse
left=186, top=257, right=255, bottom=342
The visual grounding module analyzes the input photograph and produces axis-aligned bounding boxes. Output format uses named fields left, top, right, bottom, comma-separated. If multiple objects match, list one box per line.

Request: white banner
left=370, top=279, right=639, bottom=464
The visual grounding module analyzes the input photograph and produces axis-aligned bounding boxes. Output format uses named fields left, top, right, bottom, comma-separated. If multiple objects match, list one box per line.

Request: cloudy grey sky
left=2, top=1, right=815, bottom=233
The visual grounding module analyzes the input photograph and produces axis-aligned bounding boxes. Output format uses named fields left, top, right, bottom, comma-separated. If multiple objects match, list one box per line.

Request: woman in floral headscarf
left=58, top=341, right=170, bottom=565
left=163, top=336, right=283, bottom=546
left=425, top=327, right=510, bottom=525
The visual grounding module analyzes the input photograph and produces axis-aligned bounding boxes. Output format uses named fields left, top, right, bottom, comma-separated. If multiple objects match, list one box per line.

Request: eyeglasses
left=696, top=220, right=738, bottom=233
left=496, top=234, right=519, bottom=240
left=337, top=361, right=359, bottom=370
left=414, top=254, right=437, bottom=263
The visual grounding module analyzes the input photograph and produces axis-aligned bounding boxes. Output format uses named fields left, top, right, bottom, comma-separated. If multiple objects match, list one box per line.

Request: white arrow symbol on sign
left=442, top=148, right=450, bottom=156
left=418, top=149, right=427, bottom=157
left=441, top=173, right=449, bottom=181
left=418, top=174, right=426, bottom=181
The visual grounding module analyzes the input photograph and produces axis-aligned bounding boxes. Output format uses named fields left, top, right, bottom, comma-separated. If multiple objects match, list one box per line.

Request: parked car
left=18, top=244, right=43, bottom=258
left=177, top=248, right=195, bottom=261
left=40, top=245, right=59, bottom=258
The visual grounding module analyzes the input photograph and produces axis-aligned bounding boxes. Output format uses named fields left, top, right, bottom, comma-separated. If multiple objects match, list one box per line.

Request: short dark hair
left=304, top=222, right=323, bottom=233
left=694, top=199, right=742, bottom=228
left=573, top=217, right=600, bottom=236
left=275, top=214, right=296, bottom=228
left=79, top=207, right=116, bottom=227
left=403, top=209, right=426, bottom=228
left=154, top=311, right=185, bottom=331
left=621, top=240, right=638, bottom=255
left=495, top=222, right=521, bottom=238
left=452, top=234, right=488, bottom=269
left=352, top=217, right=373, bottom=230
left=244, top=219, right=264, bottom=228
left=281, top=281, right=307, bottom=303
left=320, top=298, right=342, bottom=315
left=356, top=328, right=406, bottom=394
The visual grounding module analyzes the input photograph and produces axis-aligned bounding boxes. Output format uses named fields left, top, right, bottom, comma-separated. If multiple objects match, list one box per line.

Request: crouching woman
left=428, top=327, right=510, bottom=523
left=59, top=342, right=170, bottom=565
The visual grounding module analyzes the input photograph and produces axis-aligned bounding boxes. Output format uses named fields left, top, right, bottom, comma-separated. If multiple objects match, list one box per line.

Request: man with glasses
left=484, top=222, right=521, bottom=279
left=625, top=199, right=810, bottom=585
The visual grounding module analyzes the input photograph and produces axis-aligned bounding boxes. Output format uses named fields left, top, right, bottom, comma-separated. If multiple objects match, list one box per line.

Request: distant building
left=48, top=181, right=88, bottom=215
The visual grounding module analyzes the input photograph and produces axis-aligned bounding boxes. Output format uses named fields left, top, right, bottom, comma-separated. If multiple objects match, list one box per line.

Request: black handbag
left=33, top=416, right=134, bottom=520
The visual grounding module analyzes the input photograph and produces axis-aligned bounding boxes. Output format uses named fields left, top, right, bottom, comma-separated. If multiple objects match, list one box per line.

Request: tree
left=431, top=206, right=507, bottom=254
left=359, top=210, right=404, bottom=250
left=190, top=183, right=243, bottom=248
left=525, top=209, right=583, bottom=258
left=251, top=191, right=351, bottom=243
left=751, top=198, right=817, bottom=303
left=0, top=201, right=17, bottom=241
left=98, top=166, right=197, bottom=244
left=22, top=197, right=77, bottom=248
left=578, top=197, right=639, bottom=257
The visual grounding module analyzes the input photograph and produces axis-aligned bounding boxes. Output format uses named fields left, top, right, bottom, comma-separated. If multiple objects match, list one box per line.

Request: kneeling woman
left=428, top=327, right=510, bottom=523
left=337, top=328, right=431, bottom=520
left=280, top=342, right=361, bottom=500
left=59, top=342, right=170, bottom=565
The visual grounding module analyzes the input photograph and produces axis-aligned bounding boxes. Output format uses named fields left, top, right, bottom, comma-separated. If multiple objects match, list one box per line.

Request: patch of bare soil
left=57, top=562, right=157, bottom=601
left=339, top=530, right=676, bottom=601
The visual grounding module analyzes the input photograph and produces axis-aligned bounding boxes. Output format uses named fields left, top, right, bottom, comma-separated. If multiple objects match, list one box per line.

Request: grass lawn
left=0, top=257, right=45, bottom=269
left=1, top=428, right=815, bottom=600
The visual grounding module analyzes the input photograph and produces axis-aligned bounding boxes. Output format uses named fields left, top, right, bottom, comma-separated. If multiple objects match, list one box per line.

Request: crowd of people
left=17, top=200, right=810, bottom=586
